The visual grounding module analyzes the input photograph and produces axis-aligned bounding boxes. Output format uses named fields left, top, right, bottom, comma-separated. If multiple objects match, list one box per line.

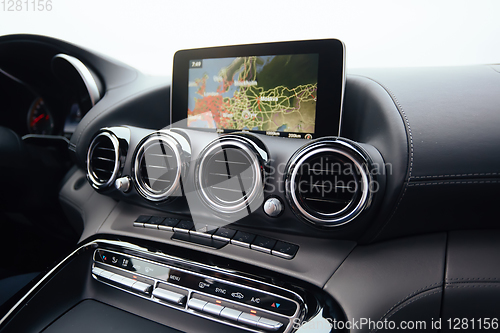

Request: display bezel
left=171, top=39, right=345, bottom=139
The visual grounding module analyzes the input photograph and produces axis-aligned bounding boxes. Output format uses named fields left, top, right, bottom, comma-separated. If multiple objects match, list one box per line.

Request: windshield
left=1, top=0, right=499, bottom=75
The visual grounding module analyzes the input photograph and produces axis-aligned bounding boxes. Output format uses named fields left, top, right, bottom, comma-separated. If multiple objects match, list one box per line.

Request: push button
left=213, top=228, right=236, bottom=241
left=135, top=215, right=152, bottom=223
left=108, top=273, right=127, bottom=284
left=131, top=281, right=152, bottom=293
left=174, top=220, right=195, bottom=233
left=158, top=218, right=180, bottom=231
left=257, top=317, right=283, bottom=331
left=134, top=215, right=151, bottom=227
left=172, top=232, right=228, bottom=249
left=153, top=288, right=186, bottom=305
left=98, top=269, right=114, bottom=279
left=220, top=307, right=243, bottom=321
left=189, top=225, right=218, bottom=238
left=188, top=298, right=208, bottom=311
left=144, top=216, right=164, bottom=229
left=149, top=216, right=165, bottom=224
left=237, top=312, right=261, bottom=327
left=231, top=231, right=256, bottom=248
left=271, top=241, right=299, bottom=259
left=203, top=302, right=224, bottom=316
left=106, top=273, right=121, bottom=282
left=118, top=276, right=137, bottom=288
left=251, top=236, right=277, bottom=254
left=92, top=267, right=104, bottom=276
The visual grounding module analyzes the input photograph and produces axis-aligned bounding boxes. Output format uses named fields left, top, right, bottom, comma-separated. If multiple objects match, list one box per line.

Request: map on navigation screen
left=187, top=54, right=319, bottom=135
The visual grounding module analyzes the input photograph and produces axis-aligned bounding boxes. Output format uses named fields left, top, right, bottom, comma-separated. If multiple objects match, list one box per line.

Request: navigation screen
left=187, top=54, right=319, bottom=139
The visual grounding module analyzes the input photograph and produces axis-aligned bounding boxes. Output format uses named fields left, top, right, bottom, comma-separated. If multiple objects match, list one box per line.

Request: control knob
left=263, top=197, right=283, bottom=217
left=115, top=176, right=131, bottom=192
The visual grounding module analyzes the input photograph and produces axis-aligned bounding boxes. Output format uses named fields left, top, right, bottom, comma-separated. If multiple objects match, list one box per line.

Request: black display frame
left=171, top=39, right=345, bottom=139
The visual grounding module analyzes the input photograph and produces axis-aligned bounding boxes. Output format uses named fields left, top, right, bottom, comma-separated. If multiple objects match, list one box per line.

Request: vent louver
left=133, top=133, right=186, bottom=202
left=285, top=139, right=372, bottom=227
left=196, top=136, right=264, bottom=214
left=87, top=132, right=120, bottom=190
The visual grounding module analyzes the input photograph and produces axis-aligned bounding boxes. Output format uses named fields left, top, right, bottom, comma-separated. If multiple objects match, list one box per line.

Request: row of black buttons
left=133, top=215, right=299, bottom=259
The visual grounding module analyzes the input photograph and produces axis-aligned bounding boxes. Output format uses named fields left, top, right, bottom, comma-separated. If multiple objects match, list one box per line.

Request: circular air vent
left=196, top=136, right=265, bottom=214
left=87, top=131, right=120, bottom=190
left=285, top=138, right=372, bottom=227
left=133, top=133, right=187, bottom=202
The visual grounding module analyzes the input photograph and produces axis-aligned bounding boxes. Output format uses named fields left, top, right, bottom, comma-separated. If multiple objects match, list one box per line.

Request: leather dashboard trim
left=410, top=172, right=500, bottom=180
left=407, top=179, right=500, bottom=186
left=371, top=288, right=442, bottom=333
left=347, top=75, right=413, bottom=242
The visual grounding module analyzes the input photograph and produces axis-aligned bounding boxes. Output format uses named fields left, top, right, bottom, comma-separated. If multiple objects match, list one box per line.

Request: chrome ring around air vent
left=87, top=131, right=120, bottom=190
left=133, top=132, right=189, bottom=202
left=195, top=136, right=265, bottom=215
left=285, top=138, right=373, bottom=227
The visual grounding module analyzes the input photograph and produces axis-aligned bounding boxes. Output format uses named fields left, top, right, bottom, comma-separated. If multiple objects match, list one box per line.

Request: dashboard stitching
left=351, top=75, right=414, bottom=242
left=446, top=284, right=500, bottom=288
left=447, top=277, right=500, bottom=282
left=411, top=173, right=500, bottom=179
left=408, top=180, right=500, bottom=186
left=373, top=281, right=442, bottom=324
left=371, top=288, right=442, bottom=332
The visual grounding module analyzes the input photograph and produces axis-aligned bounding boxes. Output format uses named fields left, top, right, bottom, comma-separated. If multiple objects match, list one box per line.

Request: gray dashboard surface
left=346, top=66, right=500, bottom=241
left=98, top=201, right=356, bottom=288
left=324, top=233, right=447, bottom=333
left=348, top=66, right=500, bottom=179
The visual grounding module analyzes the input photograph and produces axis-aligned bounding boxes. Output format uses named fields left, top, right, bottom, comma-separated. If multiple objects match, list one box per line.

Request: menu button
left=169, top=274, right=181, bottom=282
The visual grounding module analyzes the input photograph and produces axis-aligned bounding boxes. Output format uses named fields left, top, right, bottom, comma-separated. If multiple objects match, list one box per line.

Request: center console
left=92, top=247, right=305, bottom=332
left=0, top=238, right=337, bottom=333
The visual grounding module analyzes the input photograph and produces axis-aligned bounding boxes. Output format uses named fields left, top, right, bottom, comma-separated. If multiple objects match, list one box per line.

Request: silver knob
left=115, top=176, right=131, bottom=192
left=263, top=197, right=283, bottom=217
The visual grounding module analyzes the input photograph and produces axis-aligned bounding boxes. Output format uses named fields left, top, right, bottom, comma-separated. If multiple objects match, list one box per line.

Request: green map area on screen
left=187, top=54, right=318, bottom=134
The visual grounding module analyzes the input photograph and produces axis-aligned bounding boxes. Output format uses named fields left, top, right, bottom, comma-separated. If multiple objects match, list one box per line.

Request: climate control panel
left=92, top=249, right=306, bottom=333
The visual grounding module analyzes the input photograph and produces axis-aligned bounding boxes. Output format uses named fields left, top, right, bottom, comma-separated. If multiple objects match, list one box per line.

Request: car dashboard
left=0, top=34, right=499, bottom=333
